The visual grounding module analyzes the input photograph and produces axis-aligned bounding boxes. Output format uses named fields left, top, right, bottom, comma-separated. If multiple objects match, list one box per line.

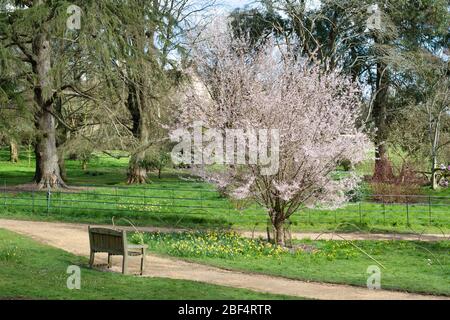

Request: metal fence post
left=382, top=201, right=386, bottom=225
left=32, top=191, right=35, bottom=213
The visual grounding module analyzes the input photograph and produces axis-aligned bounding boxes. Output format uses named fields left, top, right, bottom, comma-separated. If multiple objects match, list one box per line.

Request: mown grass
left=0, top=228, right=297, bottom=300
left=0, top=148, right=449, bottom=234
left=131, top=230, right=450, bottom=296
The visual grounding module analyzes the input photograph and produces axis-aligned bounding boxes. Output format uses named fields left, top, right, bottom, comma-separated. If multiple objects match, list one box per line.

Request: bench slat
left=88, top=226, right=147, bottom=275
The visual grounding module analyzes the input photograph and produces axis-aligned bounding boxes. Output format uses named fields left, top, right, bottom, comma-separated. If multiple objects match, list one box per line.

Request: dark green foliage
left=141, top=149, right=171, bottom=178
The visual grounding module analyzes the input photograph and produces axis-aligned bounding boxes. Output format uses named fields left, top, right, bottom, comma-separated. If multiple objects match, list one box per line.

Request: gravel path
left=117, top=225, right=448, bottom=242
left=0, top=219, right=447, bottom=300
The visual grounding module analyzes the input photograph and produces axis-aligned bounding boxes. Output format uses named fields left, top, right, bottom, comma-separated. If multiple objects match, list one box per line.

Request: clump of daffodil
left=135, top=231, right=361, bottom=261
left=139, top=230, right=289, bottom=259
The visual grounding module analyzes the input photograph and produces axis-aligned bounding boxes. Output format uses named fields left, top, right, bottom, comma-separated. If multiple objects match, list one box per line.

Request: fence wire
left=1, top=183, right=450, bottom=228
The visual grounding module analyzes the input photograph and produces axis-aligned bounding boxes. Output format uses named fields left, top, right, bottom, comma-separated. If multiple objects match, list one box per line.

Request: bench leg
left=108, top=253, right=112, bottom=268
left=122, top=255, right=128, bottom=275
left=140, top=248, right=146, bottom=275
left=89, top=251, right=95, bottom=268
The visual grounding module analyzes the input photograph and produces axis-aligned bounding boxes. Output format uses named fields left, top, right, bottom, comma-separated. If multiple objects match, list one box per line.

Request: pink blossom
left=176, top=23, right=371, bottom=239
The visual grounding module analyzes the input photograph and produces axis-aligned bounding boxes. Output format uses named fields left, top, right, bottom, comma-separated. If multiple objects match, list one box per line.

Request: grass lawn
left=0, top=228, right=297, bottom=300
left=0, top=149, right=449, bottom=234
left=131, top=230, right=450, bottom=296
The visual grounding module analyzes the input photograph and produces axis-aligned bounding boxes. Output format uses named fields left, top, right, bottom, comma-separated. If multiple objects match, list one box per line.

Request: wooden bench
left=88, top=227, right=148, bottom=275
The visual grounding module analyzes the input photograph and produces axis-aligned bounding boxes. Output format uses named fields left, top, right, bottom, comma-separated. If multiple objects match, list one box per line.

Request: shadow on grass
left=0, top=172, right=34, bottom=186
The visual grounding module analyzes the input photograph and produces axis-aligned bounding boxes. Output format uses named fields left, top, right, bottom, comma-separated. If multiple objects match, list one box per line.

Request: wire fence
left=1, top=183, right=450, bottom=229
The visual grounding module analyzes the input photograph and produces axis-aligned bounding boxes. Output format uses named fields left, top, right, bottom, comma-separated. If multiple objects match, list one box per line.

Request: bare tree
left=422, top=67, right=449, bottom=189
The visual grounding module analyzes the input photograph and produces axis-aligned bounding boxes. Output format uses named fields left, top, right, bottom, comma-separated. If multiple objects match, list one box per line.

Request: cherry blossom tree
left=177, top=23, right=371, bottom=245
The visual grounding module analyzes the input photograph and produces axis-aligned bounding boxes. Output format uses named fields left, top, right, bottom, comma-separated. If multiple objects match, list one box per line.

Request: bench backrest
left=88, top=227, right=127, bottom=255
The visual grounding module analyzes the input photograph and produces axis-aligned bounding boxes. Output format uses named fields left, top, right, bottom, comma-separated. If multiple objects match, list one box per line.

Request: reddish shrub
left=372, top=156, right=395, bottom=182
left=394, top=162, right=428, bottom=186
left=370, top=183, right=424, bottom=203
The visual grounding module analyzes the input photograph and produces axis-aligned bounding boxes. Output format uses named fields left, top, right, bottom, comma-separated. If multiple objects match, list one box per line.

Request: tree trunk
left=9, top=140, right=19, bottom=163
left=373, top=147, right=394, bottom=182
left=126, top=78, right=151, bottom=185
left=32, top=24, right=65, bottom=189
left=59, top=152, right=67, bottom=181
left=55, top=97, right=67, bottom=182
left=34, top=110, right=65, bottom=188
left=271, top=208, right=285, bottom=246
left=127, top=116, right=150, bottom=184
left=430, top=119, right=441, bottom=190
left=125, top=21, right=157, bottom=184
left=273, top=219, right=285, bottom=247
left=372, top=58, right=392, bottom=182
left=128, top=160, right=148, bottom=184
left=431, top=157, right=438, bottom=190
